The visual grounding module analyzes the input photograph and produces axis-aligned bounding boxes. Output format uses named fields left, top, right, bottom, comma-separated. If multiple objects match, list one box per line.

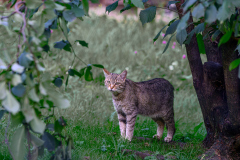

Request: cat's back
left=135, top=78, right=174, bottom=93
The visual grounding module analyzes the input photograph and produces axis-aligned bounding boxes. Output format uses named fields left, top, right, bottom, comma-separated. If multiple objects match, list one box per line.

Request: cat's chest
left=112, top=100, right=126, bottom=110
left=112, top=99, right=135, bottom=114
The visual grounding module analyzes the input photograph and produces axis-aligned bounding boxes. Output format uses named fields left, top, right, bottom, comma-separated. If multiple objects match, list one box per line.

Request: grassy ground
left=0, top=11, right=207, bottom=159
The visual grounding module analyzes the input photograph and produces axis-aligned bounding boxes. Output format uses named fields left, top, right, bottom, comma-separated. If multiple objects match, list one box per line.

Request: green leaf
left=11, top=112, right=24, bottom=127
left=10, top=126, right=26, bottom=160
left=54, top=120, right=64, bottom=133
left=71, top=6, right=85, bottom=17
left=211, top=30, right=221, bottom=41
left=51, top=97, right=71, bottom=109
left=63, top=10, right=76, bottom=22
left=29, top=88, right=40, bottom=102
left=46, top=123, right=54, bottom=131
left=162, top=34, right=175, bottom=53
left=55, top=1, right=72, bottom=9
left=183, top=0, right=197, bottom=12
left=0, top=110, right=5, bottom=120
left=18, top=51, right=33, bottom=68
left=229, top=58, right=240, bottom=71
left=26, top=0, right=42, bottom=9
left=193, top=122, right=203, bottom=135
left=132, top=0, right=144, bottom=8
left=30, top=114, right=46, bottom=134
left=69, top=68, right=83, bottom=78
left=75, top=40, right=88, bottom=48
left=196, top=34, right=206, bottom=54
left=30, top=132, right=44, bottom=147
left=218, top=30, right=233, bottom=47
left=79, top=67, right=86, bottom=76
left=176, top=29, right=187, bottom=46
left=192, top=3, right=204, bottom=19
left=60, top=18, right=68, bottom=38
left=0, top=82, right=7, bottom=100
left=2, top=90, right=20, bottom=115
left=82, top=0, right=89, bottom=15
left=217, top=1, right=235, bottom=21
left=92, top=64, right=104, bottom=68
left=11, top=63, right=24, bottom=74
left=195, top=23, right=205, bottom=34
left=164, top=20, right=180, bottom=38
left=68, top=69, right=75, bottom=76
left=90, top=0, right=99, bottom=3
left=153, top=24, right=168, bottom=42
left=205, top=4, right=217, bottom=24
left=10, top=0, right=17, bottom=8
left=167, top=1, right=180, bottom=8
left=0, top=58, right=7, bottom=70
left=54, top=78, right=63, bottom=88
left=12, top=84, right=26, bottom=97
left=41, top=131, right=60, bottom=151
left=65, top=75, right=69, bottom=88
left=54, top=40, right=67, bottom=49
left=120, top=4, right=132, bottom=13
left=139, top=6, right=156, bottom=26
left=85, top=66, right=93, bottom=81
left=106, top=1, right=118, bottom=14
left=176, top=12, right=190, bottom=32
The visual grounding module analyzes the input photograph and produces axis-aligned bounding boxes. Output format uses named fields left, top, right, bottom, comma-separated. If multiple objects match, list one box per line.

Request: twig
left=144, top=3, right=179, bottom=13
left=0, top=11, right=17, bottom=20
left=15, top=1, right=27, bottom=45
left=58, top=21, right=87, bottom=66
left=26, top=126, right=32, bottom=160
left=6, top=1, right=27, bottom=69
left=156, top=6, right=179, bottom=13
left=5, top=112, right=15, bottom=160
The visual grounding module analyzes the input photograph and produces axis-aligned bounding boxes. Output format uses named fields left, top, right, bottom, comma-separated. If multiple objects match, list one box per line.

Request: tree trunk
left=175, top=1, right=240, bottom=159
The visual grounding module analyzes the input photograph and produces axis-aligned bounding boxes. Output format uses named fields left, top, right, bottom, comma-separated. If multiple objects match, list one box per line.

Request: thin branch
left=144, top=3, right=179, bottom=13
left=6, top=1, right=26, bottom=70
left=26, top=126, right=32, bottom=160
left=156, top=6, right=179, bottom=13
left=58, top=21, right=87, bottom=66
left=15, top=1, right=27, bottom=45
left=0, top=11, right=17, bottom=20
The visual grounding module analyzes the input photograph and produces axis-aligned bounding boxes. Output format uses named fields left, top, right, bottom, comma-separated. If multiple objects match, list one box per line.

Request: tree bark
left=175, top=0, right=240, bottom=159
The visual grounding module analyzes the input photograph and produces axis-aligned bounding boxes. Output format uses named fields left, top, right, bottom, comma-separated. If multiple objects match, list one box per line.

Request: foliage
left=0, top=0, right=104, bottom=159
left=106, top=0, right=240, bottom=69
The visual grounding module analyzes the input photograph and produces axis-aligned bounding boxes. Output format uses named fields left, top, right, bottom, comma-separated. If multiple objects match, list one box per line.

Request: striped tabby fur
left=103, top=69, right=175, bottom=142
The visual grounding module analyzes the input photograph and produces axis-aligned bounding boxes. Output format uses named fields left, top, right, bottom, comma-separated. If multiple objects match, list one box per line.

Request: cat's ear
left=120, top=70, right=127, bottom=81
left=103, top=68, right=110, bottom=77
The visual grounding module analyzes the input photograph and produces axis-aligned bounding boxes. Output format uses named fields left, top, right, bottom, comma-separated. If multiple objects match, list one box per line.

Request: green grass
left=0, top=12, right=207, bottom=159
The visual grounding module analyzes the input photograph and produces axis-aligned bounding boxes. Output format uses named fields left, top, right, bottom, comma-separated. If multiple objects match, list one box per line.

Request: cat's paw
left=153, top=134, right=162, bottom=140
left=164, top=137, right=172, bottom=143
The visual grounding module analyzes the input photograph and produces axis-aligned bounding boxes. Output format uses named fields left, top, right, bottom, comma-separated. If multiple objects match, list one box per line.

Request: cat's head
left=103, top=69, right=127, bottom=94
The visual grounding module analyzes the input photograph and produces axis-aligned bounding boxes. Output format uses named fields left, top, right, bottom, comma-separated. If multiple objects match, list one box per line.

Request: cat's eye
left=115, top=82, right=121, bottom=85
left=106, top=81, right=110, bottom=83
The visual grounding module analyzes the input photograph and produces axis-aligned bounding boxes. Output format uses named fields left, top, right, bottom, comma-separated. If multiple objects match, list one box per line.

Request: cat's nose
left=110, top=85, right=114, bottom=90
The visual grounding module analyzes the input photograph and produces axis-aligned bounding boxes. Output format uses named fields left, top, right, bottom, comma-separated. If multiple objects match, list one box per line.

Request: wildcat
left=103, top=68, right=175, bottom=142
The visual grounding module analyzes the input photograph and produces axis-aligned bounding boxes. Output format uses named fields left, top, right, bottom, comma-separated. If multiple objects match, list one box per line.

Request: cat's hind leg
left=117, top=113, right=126, bottom=138
left=152, top=117, right=165, bottom=140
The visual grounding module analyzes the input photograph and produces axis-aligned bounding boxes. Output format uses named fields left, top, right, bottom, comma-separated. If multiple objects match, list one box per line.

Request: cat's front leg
left=117, top=113, right=126, bottom=138
left=126, top=113, right=137, bottom=141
